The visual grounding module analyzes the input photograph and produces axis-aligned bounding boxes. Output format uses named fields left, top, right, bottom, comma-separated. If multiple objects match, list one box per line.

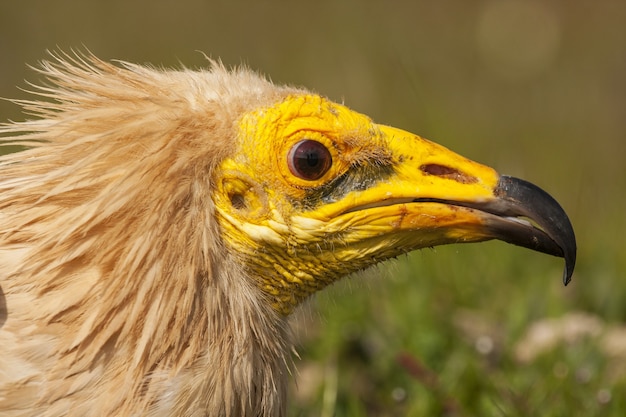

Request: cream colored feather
left=0, top=52, right=300, bottom=417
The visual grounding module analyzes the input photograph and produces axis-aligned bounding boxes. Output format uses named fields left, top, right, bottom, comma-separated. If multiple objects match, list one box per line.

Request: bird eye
left=287, top=140, right=332, bottom=181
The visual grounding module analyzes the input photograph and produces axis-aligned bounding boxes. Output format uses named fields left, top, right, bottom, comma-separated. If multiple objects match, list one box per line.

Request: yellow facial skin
left=213, top=94, right=501, bottom=315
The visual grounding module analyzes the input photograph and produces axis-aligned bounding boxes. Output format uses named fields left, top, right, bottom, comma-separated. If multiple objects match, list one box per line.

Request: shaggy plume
left=0, top=52, right=300, bottom=416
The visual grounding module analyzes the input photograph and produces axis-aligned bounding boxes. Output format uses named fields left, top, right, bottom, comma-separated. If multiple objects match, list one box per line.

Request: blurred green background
left=1, top=0, right=624, bottom=415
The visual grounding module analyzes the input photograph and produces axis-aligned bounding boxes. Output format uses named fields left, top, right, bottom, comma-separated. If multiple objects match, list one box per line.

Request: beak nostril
left=420, top=164, right=478, bottom=184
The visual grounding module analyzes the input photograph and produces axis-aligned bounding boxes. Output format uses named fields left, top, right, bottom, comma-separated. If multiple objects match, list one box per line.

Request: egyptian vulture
left=0, top=52, right=576, bottom=416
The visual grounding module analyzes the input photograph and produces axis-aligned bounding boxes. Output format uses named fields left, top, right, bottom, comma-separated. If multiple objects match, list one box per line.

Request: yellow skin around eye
left=214, top=94, right=501, bottom=314
left=234, top=94, right=383, bottom=194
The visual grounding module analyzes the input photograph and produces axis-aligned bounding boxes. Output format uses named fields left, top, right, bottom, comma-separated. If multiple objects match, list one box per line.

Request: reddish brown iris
left=287, top=140, right=332, bottom=181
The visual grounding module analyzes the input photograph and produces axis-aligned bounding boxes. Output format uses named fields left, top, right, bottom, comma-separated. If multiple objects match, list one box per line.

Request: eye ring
left=287, top=139, right=332, bottom=181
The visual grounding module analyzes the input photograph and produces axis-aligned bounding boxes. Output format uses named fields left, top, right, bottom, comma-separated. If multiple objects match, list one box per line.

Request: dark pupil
left=289, top=140, right=332, bottom=180
left=302, top=150, right=319, bottom=167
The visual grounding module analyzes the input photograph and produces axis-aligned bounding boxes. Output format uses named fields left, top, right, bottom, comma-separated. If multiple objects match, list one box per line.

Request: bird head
left=0, top=53, right=576, bottom=416
left=212, top=94, right=576, bottom=315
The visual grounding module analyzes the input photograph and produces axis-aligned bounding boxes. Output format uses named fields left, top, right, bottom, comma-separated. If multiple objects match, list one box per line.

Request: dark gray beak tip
left=563, top=249, right=576, bottom=286
left=494, top=176, right=577, bottom=286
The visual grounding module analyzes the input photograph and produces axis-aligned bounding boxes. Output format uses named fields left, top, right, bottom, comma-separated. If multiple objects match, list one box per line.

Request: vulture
left=0, top=52, right=576, bottom=417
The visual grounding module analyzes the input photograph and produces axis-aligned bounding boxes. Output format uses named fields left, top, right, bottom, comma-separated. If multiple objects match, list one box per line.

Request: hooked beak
left=422, top=175, right=577, bottom=284
left=313, top=125, right=577, bottom=285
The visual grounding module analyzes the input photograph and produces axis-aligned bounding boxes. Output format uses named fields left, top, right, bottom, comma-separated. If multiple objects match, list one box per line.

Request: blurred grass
left=1, top=0, right=624, bottom=415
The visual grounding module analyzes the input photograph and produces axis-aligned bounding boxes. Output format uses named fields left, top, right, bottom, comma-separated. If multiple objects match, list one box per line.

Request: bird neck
left=152, top=262, right=293, bottom=416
